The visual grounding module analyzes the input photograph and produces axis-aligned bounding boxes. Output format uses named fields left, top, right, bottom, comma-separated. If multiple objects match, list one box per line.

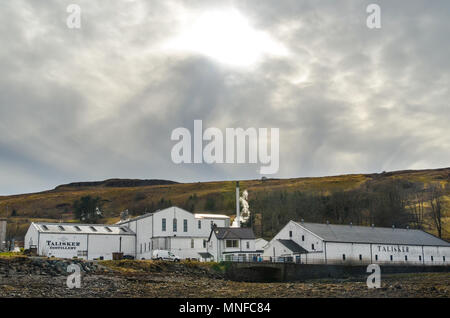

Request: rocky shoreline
left=0, top=256, right=449, bottom=298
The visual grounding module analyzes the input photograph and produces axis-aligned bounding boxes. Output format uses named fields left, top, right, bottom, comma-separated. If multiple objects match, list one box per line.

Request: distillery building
left=263, top=221, right=450, bottom=265
left=25, top=206, right=234, bottom=261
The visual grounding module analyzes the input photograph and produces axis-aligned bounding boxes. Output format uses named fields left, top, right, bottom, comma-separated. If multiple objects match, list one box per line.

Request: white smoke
left=232, top=189, right=251, bottom=227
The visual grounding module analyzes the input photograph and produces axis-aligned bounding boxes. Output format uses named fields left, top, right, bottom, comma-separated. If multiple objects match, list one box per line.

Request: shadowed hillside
left=1, top=168, right=449, bottom=241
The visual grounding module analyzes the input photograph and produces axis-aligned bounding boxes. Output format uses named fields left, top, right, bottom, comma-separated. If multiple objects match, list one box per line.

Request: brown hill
left=1, top=168, right=449, bottom=241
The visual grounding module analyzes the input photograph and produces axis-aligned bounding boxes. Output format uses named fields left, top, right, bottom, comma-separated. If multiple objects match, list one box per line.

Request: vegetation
left=0, top=168, right=449, bottom=241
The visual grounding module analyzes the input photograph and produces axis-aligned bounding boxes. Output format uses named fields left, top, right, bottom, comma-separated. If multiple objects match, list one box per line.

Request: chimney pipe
left=236, top=181, right=240, bottom=228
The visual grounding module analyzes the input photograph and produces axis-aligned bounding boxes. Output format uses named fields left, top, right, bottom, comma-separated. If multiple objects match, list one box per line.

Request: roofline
left=291, top=221, right=325, bottom=241
left=33, top=221, right=128, bottom=228
left=293, top=221, right=450, bottom=246
left=323, top=240, right=450, bottom=247
left=35, top=231, right=135, bottom=236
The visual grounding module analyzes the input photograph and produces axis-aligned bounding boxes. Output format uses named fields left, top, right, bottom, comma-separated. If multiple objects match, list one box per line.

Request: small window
left=289, top=231, right=292, bottom=238
left=191, top=239, right=194, bottom=249
left=246, top=241, right=250, bottom=249
left=431, top=256, right=434, bottom=262
left=144, top=243, right=147, bottom=252
left=104, top=227, right=112, bottom=232
left=302, top=235, right=305, bottom=241
left=342, top=254, right=346, bottom=261
left=74, top=226, right=82, bottom=232
left=203, top=240, right=206, bottom=248
left=390, top=255, right=393, bottom=261
left=58, top=225, right=65, bottom=231
left=226, top=240, right=239, bottom=248
left=120, top=227, right=128, bottom=232
left=140, top=244, right=142, bottom=253
left=162, top=218, right=166, bottom=231
left=311, top=244, right=315, bottom=250
left=359, top=254, right=362, bottom=261
left=405, top=255, right=408, bottom=261
left=198, top=220, right=201, bottom=229
left=443, top=256, right=446, bottom=262
left=90, top=226, right=97, bottom=232
left=184, top=219, right=188, bottom=232
left=419, top=255, right=422, bottom=261
left=375, top=255, right=378, bottom=261
left=173, top=219, right=177, bottom=232
left=42, top=225, right=49, bottom=231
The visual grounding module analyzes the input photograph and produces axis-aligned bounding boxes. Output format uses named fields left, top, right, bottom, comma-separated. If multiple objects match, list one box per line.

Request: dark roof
left=212, top=227, right=256, bottom=240
left=295, top=222, right=450, bottom=247
left=277, top=239, right=308, bottom=254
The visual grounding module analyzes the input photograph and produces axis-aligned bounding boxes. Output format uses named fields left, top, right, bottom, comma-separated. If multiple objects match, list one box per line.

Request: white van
left=152, top=250, right=180, bottom=262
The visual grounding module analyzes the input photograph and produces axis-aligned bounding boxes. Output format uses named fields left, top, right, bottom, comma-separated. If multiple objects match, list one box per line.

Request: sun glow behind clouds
left=164, top=9, right=288, bottom=67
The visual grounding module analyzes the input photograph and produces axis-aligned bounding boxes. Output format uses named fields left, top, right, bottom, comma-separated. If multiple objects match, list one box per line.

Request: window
left=74, top=226, right=82, bottom=232
left=419, top=255, right=422, bottom=261
left=375, top=255, right=378, bottom=261
left=162, top=218, right=166, bottom=231
left=390, top=255, right=393, bottom=261
left=184, top=219, right=188, bottom=232
left=342, top=254, right=346, bottom=261
left=246, top=241, right=250, bottom=249
left=443, top=256, right=446, bottom=262
left=431, top=256, right=434, bottom=262
left=90, top=226, right=97, bottom=232
left=191, top=239, right=194, bottom=249
left=140, top=244, right=142, bottom=254
left=359, top=254, right=362, bottom=261
left=289, top=231, right=292, bottom=238
left=226, top=240, right=239, bottom=248
left=302, top=235, right=305, bottom=241
left=203, top=240, right=206, bottom=248
left=311, top=244, right=315, bottom=250
left=104, top=227, right=112, bottom=232
left=405, top=255, right=408, bottom=261
left=173, top=218, right=177, bottom=232
left=42, top=225, right=49, bottom=231
left=144, top=243, right=147, bottom=252
left=198, top=220, right=202, bottom=229
left=58, top=225, right=65, bottom=231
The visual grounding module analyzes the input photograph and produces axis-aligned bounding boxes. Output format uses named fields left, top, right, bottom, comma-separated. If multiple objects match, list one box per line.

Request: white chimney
left=236, top=181, right=240, bottom=228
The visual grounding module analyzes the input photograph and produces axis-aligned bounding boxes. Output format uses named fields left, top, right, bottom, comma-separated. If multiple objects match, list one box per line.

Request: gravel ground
left=0, top=257, right=449, bottom=298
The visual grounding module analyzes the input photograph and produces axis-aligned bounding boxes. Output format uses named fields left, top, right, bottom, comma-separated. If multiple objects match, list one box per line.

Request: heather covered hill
left=1, top=168, right=449, bottom=241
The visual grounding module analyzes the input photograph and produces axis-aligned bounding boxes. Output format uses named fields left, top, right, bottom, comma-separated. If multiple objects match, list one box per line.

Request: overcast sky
left=1, top=0, right=449, bottom=195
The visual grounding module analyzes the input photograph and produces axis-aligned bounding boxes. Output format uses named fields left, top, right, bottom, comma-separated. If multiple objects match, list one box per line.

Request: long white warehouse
left=263, top=221, right=450, bottom=266
left=25, top=206, right=234, bottom=261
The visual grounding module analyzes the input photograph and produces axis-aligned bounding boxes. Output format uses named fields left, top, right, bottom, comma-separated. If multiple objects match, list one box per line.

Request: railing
left=223, top=255, right=449, bottom=266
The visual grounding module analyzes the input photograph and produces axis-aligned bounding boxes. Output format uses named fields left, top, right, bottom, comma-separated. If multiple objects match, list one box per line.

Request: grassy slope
left=1, top=168, right=449, bottom=240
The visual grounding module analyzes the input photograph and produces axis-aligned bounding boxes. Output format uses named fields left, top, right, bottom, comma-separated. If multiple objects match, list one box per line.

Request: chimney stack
left=236, top=181, right=240, bottom=228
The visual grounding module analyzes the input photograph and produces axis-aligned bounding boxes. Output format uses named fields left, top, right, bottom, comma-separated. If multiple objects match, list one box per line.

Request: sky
left=0, top=0, right=449, bottom=195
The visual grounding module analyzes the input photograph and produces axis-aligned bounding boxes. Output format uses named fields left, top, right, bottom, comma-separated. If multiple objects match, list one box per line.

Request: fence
left=223, top=255, right=449, bottom=267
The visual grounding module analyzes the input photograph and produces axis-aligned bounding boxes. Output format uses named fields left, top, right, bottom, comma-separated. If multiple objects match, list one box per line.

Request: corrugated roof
left=213, top=227, right=256, bottom=240
left=33, top=222, right=135, bottom=235
left=294, top=222, right=450, bottom=246
left=277, top=239, right=308, bottom=254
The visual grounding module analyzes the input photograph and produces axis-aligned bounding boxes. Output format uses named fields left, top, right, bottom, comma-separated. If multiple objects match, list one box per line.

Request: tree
left=428, top=184, right=444, bottom=238
left=73, top=196, right=103, bottom=223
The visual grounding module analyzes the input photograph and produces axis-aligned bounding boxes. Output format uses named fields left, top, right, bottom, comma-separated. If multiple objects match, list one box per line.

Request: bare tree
left=428, top=183, right=444, bottom=238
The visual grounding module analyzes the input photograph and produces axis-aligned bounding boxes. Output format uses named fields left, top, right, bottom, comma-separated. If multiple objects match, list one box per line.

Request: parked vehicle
left=152, top=250, right=180, bottom=262
left=122, top=255, right=135, bottom=260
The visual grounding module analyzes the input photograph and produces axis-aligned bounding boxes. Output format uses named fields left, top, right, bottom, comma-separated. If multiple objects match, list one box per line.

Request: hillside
left=1, top=168, right=449, bottom=241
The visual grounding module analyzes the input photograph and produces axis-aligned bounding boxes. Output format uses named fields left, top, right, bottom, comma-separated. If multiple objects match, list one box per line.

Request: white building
left=24, top=206, right=231, bottom=261
left=207, top=227, right=262, bottom=262
left=264, top=221, right=450, bottom=266
left=118, top=206, right=230, bottom=260
left=24, top=222, right=135, bottom=260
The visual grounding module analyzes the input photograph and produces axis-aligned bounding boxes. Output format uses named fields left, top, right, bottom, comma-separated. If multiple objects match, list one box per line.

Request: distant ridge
left=55, top=178, right=178, bottom=189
